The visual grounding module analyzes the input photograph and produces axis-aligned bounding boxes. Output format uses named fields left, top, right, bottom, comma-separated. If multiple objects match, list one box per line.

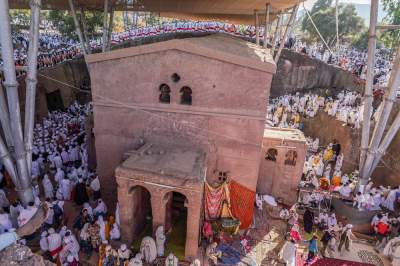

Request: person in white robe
left=383, top=187, right=399, bottom=211
left=115, top=202, right=120, bottom=226
left=110, top=223, right=120, bottom=240
left=118, top=244, right=131, bottom=265
left=40, top=231, right=49, bottom=253
left=0, top=189, right=10, bottom=209
left=55, top=168, right=65, bottom=184
left=97, top=215, right=106, bottom=242
left=0, top=213, right=12, bottom=234
left=60, top=177, right=71, bottom=200
left=47, top=227, right=62, bottom=259
left=280, top=240, right=296, bottom=266
left=61, top=230, right=80, bottom=261
left=53, top=154, right=63, bottom=169
left=93, top=199, right=107, bottom=217
left=140, top=236, right=157, bottom=264
left=42, top=175, right=54, bottom=199
left=328, top=213, right=337, bottom=228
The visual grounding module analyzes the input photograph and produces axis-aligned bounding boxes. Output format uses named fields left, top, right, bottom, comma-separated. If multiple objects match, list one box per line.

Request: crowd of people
left=267, top=90, right=363, bottom=130
left=294, top=41, right=393, bottom=87
left=3, top=31, right=81, bottom=77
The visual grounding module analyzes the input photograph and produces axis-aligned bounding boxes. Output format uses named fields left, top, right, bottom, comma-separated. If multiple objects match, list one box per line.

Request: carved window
left=265, top=148, right=278, bottom=162
left=180, top=86, right=192, bottom=105
left=284, top=150, right=297, bottom=166
left=159, top=84, right=171, bottom=103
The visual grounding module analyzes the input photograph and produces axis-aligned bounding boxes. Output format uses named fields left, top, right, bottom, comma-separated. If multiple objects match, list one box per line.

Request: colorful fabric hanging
left=204, top=182, right=225, bottom=220
left=229, top=180, right=256, bottom=229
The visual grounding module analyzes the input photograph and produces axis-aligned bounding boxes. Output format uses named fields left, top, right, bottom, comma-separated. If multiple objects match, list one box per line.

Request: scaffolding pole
left=359, top=0, right=378, bottom=181
left=0, top=86, right=13, bottom=149
left=24, top=0, right=41, bottom=177
left=263, top=3, right=271, bottom=49
left=0, top=0, right=34, bottom=204
left=255, top=10, right=260, bottom=46
left=106, top=6, right=115, bottom=51
left=80, top=8, right=91, bottom=54
left=364, top=48, right=400, bottom=178
left=102, top=0, right=109, bottom=52
left=274, top=4, right=299, bottom=63
left=271, top=12, right=282, bottom=53
left=68, top=0, right=87, bottom=55
left=335, top=0, right=339, bottom=50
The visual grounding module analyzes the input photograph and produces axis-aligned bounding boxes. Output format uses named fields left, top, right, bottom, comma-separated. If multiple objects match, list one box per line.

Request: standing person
left=42, top=175, right=54, bottom=199
left=338, top=224, right=354, bottom=253
left=303, top=208, right=314, bottom=237
left=306, top=235, right=318, bottom=264
left=320, top=229, right=334, bottom=257
left=74, top=179, right=89, bottom=206
left=60, top=176, right=71, bottom=201
left=280, top=239, right=297, bottom=266
left=90, top=175, right=101, bottom=200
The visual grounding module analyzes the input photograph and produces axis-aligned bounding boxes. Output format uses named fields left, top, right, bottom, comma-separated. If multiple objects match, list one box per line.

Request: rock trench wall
left=271, top=49, right=364, bottom=97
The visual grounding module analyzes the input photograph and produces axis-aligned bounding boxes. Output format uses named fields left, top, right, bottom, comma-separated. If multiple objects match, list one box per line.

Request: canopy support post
left=359, top=0, right=378, bottom=182
left=255, top=10, right=260, bottom=46
left=264, top=3, right=271, bottom=49
left=271, top=12, right=282, bottom=54
left=363, top=47, right=400, bottom=178
left=107, top=6, right=115, bottom=51
left=68, top=0, right=87, bottom=55
left=102, top=0, right=109, bottom=52
left=274, top=4, right=299, bottom=63
left=24, top=0, right=41, bottom=176
left=80, top=8, right=91, bottom=54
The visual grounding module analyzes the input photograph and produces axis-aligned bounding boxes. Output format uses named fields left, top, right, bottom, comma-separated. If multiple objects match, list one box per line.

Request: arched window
left=159, top=84, right=171, bottom=103
left=285, top=150, right=297, bottom=166
left=180, top=86, right=192, bottom=105
left=265, top=148, right=278, bottom=162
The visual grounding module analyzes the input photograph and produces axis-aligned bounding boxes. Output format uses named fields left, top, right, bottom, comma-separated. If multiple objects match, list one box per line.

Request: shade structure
left=10, top=0, right=303, bottom=24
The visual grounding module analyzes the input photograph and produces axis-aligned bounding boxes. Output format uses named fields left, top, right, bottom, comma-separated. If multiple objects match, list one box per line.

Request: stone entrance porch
left=115, top=144, right=205, bottom=259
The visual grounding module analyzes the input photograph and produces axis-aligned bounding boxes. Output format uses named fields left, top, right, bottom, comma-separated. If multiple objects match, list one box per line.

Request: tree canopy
left=381, top=0, right=400, bottom=47
left=301, top=0, right=365, bottom=47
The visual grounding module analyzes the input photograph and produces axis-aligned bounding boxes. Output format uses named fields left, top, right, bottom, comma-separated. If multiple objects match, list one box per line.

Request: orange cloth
left=105, top=216, right=115, bottom=240
left=229, top=180, right=255, bottom=229
left=332, top=176, right=341, bottom=186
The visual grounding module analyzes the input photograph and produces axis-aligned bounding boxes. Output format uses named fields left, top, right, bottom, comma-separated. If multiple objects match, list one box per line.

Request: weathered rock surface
left=0, top=244, right=54, bottom=266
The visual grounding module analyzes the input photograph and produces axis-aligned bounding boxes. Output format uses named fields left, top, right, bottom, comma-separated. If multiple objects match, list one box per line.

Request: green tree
left=302, top=3, right=365, bottom=47
left=352, top=29, right=383, bottom=50
left=381, top=0, right=400, bottom=47
left=47, top=10, right=104, bottom=39
left=301, top=0, right=332, bottom=31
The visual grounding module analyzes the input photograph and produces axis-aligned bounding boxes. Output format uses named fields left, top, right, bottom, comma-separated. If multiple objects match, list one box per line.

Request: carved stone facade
left=87, top=34, right=275, bottom=259
left=257, top=127, right=307, bottom=205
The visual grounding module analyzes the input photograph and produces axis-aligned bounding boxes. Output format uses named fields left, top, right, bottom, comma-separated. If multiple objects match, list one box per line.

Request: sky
left=303, top=0, right=373, bottom=9
left=301, top=0, right=387, bottom=23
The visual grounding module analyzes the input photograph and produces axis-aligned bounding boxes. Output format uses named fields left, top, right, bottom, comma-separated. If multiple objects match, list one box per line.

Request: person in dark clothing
left=332, top=139, right=341, bottom=160
left=74, top=178, right=89, bottom=206
left=303, top=208, right=314, bottom=234
left=320, top=229, right=333, bottom=257
left=73, top=208, right=92, bottom=230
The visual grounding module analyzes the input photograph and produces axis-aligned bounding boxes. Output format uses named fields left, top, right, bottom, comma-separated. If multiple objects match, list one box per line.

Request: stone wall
left=271, top=49, right=364, bottom=97
left=13, top=57, right=89, bottom=121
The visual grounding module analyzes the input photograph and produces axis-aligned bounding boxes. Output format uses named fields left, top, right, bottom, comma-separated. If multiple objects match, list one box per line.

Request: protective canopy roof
left=10, top=0, right=302, bottom=25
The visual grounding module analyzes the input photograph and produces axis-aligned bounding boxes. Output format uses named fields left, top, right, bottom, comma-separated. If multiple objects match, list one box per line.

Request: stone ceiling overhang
left=10, top=0, right=303, bottom=25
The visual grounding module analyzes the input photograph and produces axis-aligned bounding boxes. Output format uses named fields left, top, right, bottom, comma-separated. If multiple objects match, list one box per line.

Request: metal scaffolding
left=0, top=0, right=39, bottom=204
left=274, top=4, right=299, bottom=63
left=359, top=0, right=378, bottom=180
